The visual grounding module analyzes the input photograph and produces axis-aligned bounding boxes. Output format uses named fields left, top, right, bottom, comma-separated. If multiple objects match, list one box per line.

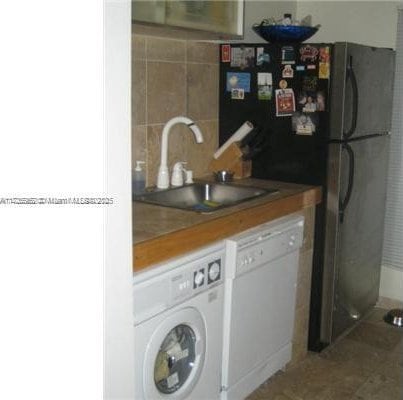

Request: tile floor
left=247, top=308, right=403, bottom=400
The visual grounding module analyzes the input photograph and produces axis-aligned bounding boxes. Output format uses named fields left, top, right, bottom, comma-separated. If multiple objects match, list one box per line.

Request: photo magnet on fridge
left=221, top=44, right=231, bottom=63
left=297, top=91, right=326, bottom=112
left=275, top=88, right=295, bottom=117
left=231, top=47, right=255, bottom=69
left=257, top=73, right=273, bottom=100
left=256, top=47, right=270, bottom=66
left=319, top=46, right=331, bottom=63
left=231, top=88, right=245, bottom=100
left=316, top=91, right=326, bottom=111
left=292, top=111, right=318, bottom=135
left=226, top=72, right=251, bottom=93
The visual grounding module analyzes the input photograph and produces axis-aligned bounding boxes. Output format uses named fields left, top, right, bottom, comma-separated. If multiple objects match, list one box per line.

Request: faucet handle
left=171, top=162, right=187, bottom=187
left=184, top=169, right=193, bottom=184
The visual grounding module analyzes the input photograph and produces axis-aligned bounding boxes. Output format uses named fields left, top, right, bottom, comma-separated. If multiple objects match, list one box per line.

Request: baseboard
left=379, top=265, right=403, bottom=303
left=377, top=296, right=403, bottom=309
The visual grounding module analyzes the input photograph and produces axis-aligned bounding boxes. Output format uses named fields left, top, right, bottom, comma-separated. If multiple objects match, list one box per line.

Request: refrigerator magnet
left=231, top=47, right=255, bottom=69
left=319, top=62, right=330, bottom=79
left=275, top=88, right=295, bottom=117
left=256, top=47, right=270, bottom=66
left=231, top=88, right=245, bottom=100
left=302, top=95, right=317, bottom=112
left=316, top=91, right=326, bottom=111
left=300, top=45, right=319, bottom=63
left=296, top=65, right=305, bottom=72
left=281, top=46, right=295, bottom=64
left=292, top=112, right=318, bottom=135
left=257, top=73, right=273, bottom=100
left=279, top=79, right=288, bottom=89
left=282, top=65, right=294, bottom=78
left=221, top=45, right=231, bottom=63
left=319, top=46, right=331, bottom=63
left=302, top=76, right=318, bottom=91
left=307, top=65, right=316, bottom=70
left=226, top=72, right=251, bottom=93
left=298, top=91, right=325, bottom=112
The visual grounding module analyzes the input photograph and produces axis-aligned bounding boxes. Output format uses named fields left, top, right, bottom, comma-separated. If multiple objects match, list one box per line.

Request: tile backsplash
left=132, top=34, right=219, bottom=186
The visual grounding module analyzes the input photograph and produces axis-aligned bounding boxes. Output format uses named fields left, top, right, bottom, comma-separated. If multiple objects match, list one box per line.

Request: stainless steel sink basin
left=134, top=182, right=277, bottom=212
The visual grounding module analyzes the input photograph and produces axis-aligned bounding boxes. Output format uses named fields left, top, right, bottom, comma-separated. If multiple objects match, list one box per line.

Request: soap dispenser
left=133, top=161, right=146, bottom=195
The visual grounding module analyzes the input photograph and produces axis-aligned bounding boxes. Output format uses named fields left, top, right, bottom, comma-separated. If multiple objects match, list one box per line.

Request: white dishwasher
left=221, top=215, right=304, bottom=400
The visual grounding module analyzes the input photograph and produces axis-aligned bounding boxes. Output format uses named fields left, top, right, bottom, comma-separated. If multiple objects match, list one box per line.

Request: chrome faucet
left=157, top=116, right=204, bottom=189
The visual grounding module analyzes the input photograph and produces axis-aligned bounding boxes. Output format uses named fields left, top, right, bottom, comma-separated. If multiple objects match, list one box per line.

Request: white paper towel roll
left=214, top=121, right=254, bottom=159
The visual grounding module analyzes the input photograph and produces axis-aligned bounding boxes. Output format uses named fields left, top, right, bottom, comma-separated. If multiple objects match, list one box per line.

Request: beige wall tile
left=132, top=60, right=146, bottom=126
left=289, top=342, right=309, bottom=367
left=184, top=119, right=218, bottom=178
left=132, top=34, right=146, bottom=60
left=146, top=37, right=186, bottom=62
left=301, top=206, right=315, bottom=251
left=295, top=249, right=314, bottom=312
left=187, top=42, right=219, bottom=64
left=288, top=212, right=315, bottom=367
left=293, top=305, right=310, bottom=345
left=132, top=125, right=147, bottom=168
left=187, top=63, right=218, bottom=121
left=147, top=61, right=187, bottom=125
left=290, top=305, right=310, bottom=366
left=132, top=35, right=220, bottom=173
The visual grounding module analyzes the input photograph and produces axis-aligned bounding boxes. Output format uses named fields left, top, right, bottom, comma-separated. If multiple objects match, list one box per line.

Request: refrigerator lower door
left=322, top=135, right=390, bottom=344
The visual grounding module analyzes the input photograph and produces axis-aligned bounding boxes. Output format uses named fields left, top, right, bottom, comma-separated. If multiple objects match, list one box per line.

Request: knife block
left=208, top=142, right=251, bottom=179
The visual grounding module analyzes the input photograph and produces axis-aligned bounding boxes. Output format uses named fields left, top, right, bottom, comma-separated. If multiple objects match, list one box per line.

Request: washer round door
left=143, top=307, right=206, bottom=400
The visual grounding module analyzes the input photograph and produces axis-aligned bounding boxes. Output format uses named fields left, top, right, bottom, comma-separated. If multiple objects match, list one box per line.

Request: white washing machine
left=133, top=242, right=225, bottom=400
left=221, top=215, right=304, bottom=400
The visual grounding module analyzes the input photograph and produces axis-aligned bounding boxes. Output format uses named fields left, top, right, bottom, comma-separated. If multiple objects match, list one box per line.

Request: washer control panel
left=133, top=244, right=225, bottom=324
left=170, top=256, right=223, bottom=304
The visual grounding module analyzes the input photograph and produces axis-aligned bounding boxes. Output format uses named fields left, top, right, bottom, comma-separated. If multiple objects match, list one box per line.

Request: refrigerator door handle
left=339, top=143, right=355, bottom=223
left=343, top=56, right=359, bottom=139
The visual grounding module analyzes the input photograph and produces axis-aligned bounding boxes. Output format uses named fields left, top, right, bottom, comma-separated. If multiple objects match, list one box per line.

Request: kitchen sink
left=134, top=182, right=277, bottom=212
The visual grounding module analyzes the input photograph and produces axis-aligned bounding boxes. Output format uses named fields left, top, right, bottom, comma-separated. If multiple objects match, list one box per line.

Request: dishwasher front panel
left=221, top=216, right=304, bottom=400
left=225, top=251, right=298, bottom=389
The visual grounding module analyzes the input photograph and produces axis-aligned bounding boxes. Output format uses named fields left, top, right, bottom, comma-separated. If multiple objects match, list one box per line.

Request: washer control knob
left=194, top=270, right=204, bottom=287
left=208, top=262, right=221, bottom=282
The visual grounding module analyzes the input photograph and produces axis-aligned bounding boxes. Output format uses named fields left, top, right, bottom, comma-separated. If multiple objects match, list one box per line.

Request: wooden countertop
left=133, top=178, right=322, bottom=271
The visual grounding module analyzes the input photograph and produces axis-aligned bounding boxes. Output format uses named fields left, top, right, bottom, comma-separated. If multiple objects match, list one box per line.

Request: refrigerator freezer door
left=322, top=135, right=390, bottom=343
left=330, top=43, right=395, bottom=140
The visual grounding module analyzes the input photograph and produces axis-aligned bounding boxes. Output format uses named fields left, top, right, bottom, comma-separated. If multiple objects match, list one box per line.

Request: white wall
left=380, top=266, right=403, bottom=302
left=104, top=1, right=134, bottom=398
left=243, top=0, right=297, bottom=42
left=296, top=1, right=400, bottom=48
left=381, top=7, right=403, bottom=304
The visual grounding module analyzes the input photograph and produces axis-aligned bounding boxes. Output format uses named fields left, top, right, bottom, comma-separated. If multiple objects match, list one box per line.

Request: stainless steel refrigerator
left=218, top=42, right=395, bottom=350
left=321, top=43, right=395, bottom=345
